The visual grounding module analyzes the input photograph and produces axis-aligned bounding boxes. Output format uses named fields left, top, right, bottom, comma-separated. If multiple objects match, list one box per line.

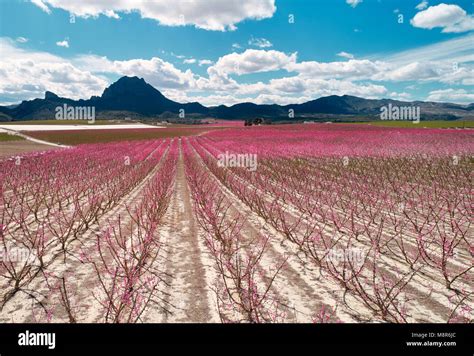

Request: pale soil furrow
left=151, top=142, right=216, bottom=323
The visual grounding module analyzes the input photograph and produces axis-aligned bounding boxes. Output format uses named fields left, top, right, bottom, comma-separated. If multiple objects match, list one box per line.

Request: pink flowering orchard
left=0, top=124, right=472, bottom=324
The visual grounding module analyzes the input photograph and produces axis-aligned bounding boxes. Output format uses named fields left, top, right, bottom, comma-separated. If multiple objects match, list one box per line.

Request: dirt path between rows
left=154, top=142, right=215, bottom=322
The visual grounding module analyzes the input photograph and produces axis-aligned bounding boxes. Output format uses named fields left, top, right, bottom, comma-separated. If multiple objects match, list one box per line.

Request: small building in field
left=245, top=118, right=269, bottom=126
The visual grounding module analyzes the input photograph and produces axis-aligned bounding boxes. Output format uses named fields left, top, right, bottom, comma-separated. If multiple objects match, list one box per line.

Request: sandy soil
left=147, top=145, right=219, bottom=322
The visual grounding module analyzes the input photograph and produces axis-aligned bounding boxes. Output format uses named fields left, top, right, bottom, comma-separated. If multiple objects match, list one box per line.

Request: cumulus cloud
left=253, top=94, right=312, bottom=105
left=427, top=88, right=474, bottom=104
left=415, top=1, right=429, bottom=11
left=70, top=48, right=389, bottom=105
left=16, top=37, right=28, bottom=43
left=287, top=59, right=383, bottom=80
left=210, top=49, right=297, bottom=77
left=31, top=0, right=51, bottom=14
left=337, top=51, right=354, bottom=59
left=2, top=32, right=472, bottom=107
left=266, top=77, right=387, bottom=99
left=164, top=89, right=329, bottom=107
left=162, top=91, right=255, bottom=106
left=29, top=0, right=276, bottom=31
left=440, top=66, right=474, bottom=85
left=56, top=39, right=69, bottom=48
left=346, top=0, right=363, bottom=8
left=373, top=61, right=438, bottom=81
left=198, top=59, right=214, bottom=66
left=216, top=74, right=387, bottom=100
left=248, top=37, right=273, bottom=48
left=74, top=55, right=196, bottom=89
left=0, top=38, right=107, bottom=104
left=389, top=92, right=412, bottom=101
left=372, top=34, right=474, bottom=84
left=411, top=4, right=474, bottom=33
left=216, top=44, right=473, bottom=86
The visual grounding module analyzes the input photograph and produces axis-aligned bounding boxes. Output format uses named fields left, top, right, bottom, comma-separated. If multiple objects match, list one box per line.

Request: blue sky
left=0, top=0, right=473, bottom=106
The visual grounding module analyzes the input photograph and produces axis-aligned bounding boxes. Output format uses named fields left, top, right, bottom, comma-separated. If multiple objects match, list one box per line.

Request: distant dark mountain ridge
left=1, top=76, right=472, bottom=121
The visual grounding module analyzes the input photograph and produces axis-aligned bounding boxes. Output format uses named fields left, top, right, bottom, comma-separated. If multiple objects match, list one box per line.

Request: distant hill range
left=1, top=76, right=473, bottom=122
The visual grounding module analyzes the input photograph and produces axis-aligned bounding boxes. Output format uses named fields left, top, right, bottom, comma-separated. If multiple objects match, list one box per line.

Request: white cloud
left=381, top=33, right=474, bottom=64
left=29, top=0, right=276, bottom=31
left=164, top=85, right=378, bottom=106
left=286, top=38, right=474, bottom=85
left=2, top=31, right=472, bottom=107
left=427, top=88, right=474, bottom=104
left=371, top=34, right=474, bottom=84
left=232, top=43, right=241, bottom=50
left=56, top=39, right=69, bottom=48
left=16, top=37, right=28, bottom=43
left=346, top=0, right=363, bottom=8
left=165, top=90, right=309, bottom=107
left=248, top=37, right=273, bottom=48
left=262, top=77, right=387, bottom=99
left=373, top=61, right=438, bottom=81
left=74, top=54, right=196, bottom=90
left=0, top=38, right=107, bottom=104
left=411, top=4, right=474, bottom=33
left=337, top=51, right=354, bottom=59
left=75, top=46, right=388, bottom=105
left=110, top=58, right=195, bottom=89
left=415, top=1, right=429, bottom=11
left=389, top=92, right=412, bottom=101
left=198, top=59, right=214, bottom=66
left=252, top=94, right=311, bottom=105
left=162, top=91, right=251, bottom=106
left=169, top=52, right=186, bottom=59
left=439, top=66, right=474, bottom=86
left=195, top=75, right=239, bottom=92
left=225, top=74, right=387, bottom=100
left=31, top=0, right=51, bottom=14
left=210, top=49, right=297, bottom=77
left=287, top=59, right=383, bottom=80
